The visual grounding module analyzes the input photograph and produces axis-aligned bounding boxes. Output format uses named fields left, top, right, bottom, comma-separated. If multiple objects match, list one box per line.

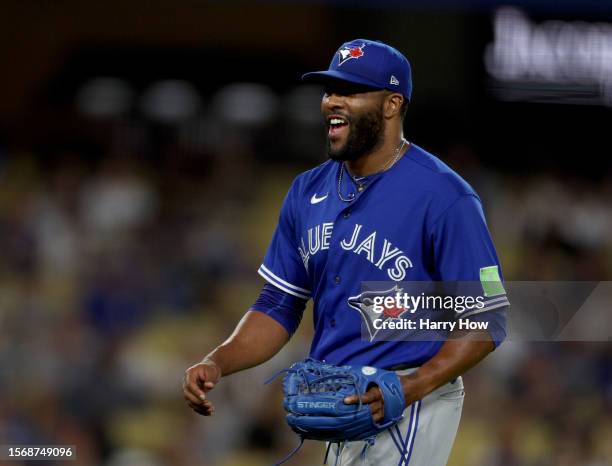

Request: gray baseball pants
left=329, top=372, right=464, bottom=466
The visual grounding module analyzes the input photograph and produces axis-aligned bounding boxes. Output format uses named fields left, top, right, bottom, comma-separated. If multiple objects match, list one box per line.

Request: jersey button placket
left=334, top=276, right=341, bottom=284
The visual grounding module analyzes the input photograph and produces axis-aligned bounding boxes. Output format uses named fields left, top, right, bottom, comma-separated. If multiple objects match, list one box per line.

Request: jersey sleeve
left=464, top=309, right=507, bottom=347
left=258, top=181, right=312, bottom=300
left=250, top=284, right=307, bottom=337
left=429, top=194, right=510, bottom=321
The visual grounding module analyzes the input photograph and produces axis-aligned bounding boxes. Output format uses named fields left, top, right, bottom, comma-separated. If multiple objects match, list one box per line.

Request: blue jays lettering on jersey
left=257, top=143, right=509, bottom=369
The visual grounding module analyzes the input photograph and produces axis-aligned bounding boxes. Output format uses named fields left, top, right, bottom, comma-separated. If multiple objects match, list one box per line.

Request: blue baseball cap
left=302, top=39, right=412, bottom=101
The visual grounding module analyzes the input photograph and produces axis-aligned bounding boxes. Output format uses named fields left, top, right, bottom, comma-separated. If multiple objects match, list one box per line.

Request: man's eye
left=324, top=89, right=350, bottom=97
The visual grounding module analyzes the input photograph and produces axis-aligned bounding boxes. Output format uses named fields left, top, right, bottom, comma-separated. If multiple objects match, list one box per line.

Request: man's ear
left=384, top=93, right=404, bottom=119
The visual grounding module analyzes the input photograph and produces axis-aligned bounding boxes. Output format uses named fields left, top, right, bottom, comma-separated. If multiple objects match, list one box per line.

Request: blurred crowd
left=0, top=112, right=611, bottom=466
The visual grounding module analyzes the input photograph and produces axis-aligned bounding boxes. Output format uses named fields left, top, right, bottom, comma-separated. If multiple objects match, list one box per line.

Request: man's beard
left=327, top=107, right=384, bottom=162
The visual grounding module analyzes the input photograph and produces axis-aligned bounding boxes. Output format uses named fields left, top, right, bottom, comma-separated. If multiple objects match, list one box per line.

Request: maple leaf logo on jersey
left=348, top=284, right=409, bottom=341
left=337, top=44, right=366, bottom=66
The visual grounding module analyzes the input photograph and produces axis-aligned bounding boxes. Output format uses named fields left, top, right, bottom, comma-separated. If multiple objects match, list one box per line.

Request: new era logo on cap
left=301, top=38, right=413, bottom=101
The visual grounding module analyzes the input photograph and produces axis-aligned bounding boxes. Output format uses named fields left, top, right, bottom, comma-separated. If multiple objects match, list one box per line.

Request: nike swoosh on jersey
left=310, top=193, right=329, bottom=204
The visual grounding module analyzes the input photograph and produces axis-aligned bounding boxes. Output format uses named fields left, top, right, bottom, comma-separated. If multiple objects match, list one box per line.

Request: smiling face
left=321, top=81, right=388, bottom=162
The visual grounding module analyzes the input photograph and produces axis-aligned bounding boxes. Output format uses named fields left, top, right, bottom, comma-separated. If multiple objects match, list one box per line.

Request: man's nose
left=322, top=92, right=346, bottom=110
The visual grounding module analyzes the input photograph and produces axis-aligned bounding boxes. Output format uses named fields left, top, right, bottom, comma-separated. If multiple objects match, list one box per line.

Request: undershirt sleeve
left=250, top=283, right=308, bottom=337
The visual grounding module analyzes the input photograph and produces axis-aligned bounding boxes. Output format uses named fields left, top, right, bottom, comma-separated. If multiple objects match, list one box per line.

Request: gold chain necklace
left=337, top=138, right=408, bottom=202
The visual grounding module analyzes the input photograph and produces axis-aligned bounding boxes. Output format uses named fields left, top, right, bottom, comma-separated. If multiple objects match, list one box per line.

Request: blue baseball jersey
left=257, top=143, right=509, bottom=369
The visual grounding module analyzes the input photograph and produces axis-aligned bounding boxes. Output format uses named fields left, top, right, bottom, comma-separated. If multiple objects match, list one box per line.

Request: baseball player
left=183, top=38, right=509, bottom=466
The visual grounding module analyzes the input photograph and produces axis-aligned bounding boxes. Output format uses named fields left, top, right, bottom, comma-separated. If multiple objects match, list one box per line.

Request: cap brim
left=301, top=70, right=383, bottom=91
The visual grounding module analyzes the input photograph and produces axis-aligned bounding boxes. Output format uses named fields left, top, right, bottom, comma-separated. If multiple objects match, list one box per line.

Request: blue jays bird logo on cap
left=337, top=43, right=366, bottom=66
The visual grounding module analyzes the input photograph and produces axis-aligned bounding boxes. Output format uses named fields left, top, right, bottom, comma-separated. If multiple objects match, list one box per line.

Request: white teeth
left=330, top=118, right=346, bottom=126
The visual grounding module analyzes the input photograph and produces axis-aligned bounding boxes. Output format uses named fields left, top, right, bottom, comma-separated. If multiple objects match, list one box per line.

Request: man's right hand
left=183, top=359, right=222, bottom=416
left=181, top=311, right=291, bottom=416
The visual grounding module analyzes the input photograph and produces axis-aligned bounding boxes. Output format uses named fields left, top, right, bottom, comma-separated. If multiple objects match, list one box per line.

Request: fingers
left=183, top=371, right=208, bottom=404
left=361, top=386, right=383, bottom=404
left=344, top=391, right=385, bottom=422
left=370, top=400, right=384, bottom=422
left=183, top=387, right=204, bottom=406
left=188, top=400, right=215, bottom=416
left=183, top=372, right=215, bottom=416
left=183, top=363, right=220, bottom=414
left=344, top=386, right=383, bottom=405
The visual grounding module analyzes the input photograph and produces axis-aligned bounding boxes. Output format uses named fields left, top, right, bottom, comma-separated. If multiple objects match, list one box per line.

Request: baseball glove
left=277, top=358, right=406, bottom=443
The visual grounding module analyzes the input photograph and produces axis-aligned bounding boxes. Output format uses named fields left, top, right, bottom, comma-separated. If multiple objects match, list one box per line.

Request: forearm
left=401, top=330, right=494, bottom=403
left=204, top=310, right=290, bottom=377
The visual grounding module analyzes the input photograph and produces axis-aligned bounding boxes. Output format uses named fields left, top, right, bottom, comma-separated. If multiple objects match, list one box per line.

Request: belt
left=386, top=363, right=420, bottom=371
left=387, top=364, right=458, bottom=385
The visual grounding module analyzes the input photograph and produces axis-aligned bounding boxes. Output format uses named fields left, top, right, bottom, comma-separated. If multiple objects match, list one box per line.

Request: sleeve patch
left=480, top=265, right=505, bottom=297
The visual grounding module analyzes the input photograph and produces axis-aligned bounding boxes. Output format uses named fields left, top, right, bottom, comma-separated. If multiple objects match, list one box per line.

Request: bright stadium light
left=140, top=80, right=201, bottom=123
left=213, top=82, right=278, bottom=126
left=76, top=77, right=134, bottom=117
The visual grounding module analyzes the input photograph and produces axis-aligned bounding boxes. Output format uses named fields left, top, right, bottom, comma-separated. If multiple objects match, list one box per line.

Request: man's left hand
left=344, top=374, right=428, bottom=422
left=344, top=385, right=385, bottom=422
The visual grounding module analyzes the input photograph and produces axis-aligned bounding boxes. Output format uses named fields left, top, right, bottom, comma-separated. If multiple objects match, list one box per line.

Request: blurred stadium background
left=1, top=1, right=611, bottom=465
